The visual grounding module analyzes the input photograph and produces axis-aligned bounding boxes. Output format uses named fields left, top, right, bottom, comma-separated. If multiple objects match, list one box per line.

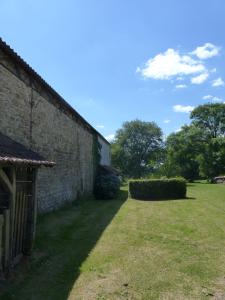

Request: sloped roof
left=0, top=132, right=55, bottom=167
left=100, top=165, right=121, bottom=176
left=0, top=37, right=110, bottom=145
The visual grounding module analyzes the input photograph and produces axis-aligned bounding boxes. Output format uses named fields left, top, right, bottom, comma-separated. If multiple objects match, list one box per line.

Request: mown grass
left=1, top=183, right=225, bottom=299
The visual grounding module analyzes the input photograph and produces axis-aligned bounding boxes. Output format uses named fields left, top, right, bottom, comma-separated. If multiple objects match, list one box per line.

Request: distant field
left=1, top=183, right=225, bottom=299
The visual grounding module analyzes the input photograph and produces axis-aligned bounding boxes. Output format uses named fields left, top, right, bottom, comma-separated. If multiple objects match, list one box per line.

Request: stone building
left=0, top=38, right=111, bottom=214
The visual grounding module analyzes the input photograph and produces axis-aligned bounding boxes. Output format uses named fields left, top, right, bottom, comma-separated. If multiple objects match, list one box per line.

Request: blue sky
left=1, top=0, right=225, bottom=141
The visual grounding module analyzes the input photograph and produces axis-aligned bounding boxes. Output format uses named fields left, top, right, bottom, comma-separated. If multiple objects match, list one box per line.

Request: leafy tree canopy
left=111, top=119, right=163, bottom=178
left=164, top=125, right=205, bottom=181
left=190, top=103, right=225, bottom=138
left=197, top=137, right=225, bottom=181
left=111, top=103, right=225, bottom=181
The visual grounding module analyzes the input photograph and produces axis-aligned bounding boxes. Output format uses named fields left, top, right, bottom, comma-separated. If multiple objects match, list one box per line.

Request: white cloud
left=105, top=134, right=115, bottom=142
left=212, top=77, right=225, bottom=87
left=138, top=48, right=206, bottom=80
left=202, top=95, right=213, bottom=100
left=138, top=44, right=222, bottom=87
left=191, top=43, right=220, bottom=59
left=96, top=125, right=105, bottom=129
left=173, top=104, right=195, bottom=113
left=175, top=128, right=182, bottom=133
left=163, top=119, right=171, bottom=123
left=212, top=96, right=223, bottom=102
left=175, top=84, right=187, bottom=89
left=202, top=95, right=223, bottom=102
left=191, top=72, right=209, bottom=84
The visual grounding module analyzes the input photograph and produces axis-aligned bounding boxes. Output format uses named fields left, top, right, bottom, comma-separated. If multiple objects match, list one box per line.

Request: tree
left=163, top=103, right=225, bottom=181
left=197, top=137, right=225, bottom=181
left=189, top=103, right=225, bottom=180
left=164, top=125, right=205, bottom=181
left=111, top=120, right=163, bottom=178
left=190, top=103, right=225, bottom=138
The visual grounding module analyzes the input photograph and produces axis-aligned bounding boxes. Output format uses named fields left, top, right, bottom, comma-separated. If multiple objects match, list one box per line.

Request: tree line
left=111, top=103, right=225, bottom=181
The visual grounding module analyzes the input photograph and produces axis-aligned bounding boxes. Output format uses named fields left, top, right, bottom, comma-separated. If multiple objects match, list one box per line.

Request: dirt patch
left=212, top=277, right=225, bottom=299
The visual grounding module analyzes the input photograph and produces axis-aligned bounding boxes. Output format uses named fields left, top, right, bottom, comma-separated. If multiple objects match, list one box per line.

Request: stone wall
left=0, top=47, right=109, bottom=213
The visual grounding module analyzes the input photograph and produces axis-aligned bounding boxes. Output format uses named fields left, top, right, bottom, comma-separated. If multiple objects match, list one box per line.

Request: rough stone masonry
left=0, top=38, right=111, bottom=213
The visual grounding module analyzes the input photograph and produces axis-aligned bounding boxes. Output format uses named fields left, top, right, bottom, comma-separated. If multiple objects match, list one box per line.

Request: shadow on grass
left=186, top=196, right=196, bottom=200
left=0, top=189, right=128, bottom=300
left=189, top=181, right=209, bottom=184
left=187, top=183, right=195, bottom=187
left=131, top=196, right=196, bottom=202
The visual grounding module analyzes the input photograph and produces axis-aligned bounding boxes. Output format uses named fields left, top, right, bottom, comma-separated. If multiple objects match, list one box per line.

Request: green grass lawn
left=1, top=183, right=225, bottom=299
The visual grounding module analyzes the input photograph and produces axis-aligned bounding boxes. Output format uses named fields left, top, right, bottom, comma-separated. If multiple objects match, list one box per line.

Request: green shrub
left=94, top=174, right=120, bottom=199
left=129, top=178, right=186, bottom=200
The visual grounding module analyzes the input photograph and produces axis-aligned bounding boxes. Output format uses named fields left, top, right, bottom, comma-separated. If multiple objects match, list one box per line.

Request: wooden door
left=11, top=190, right=29, bottom=264
left=11, top=168, right=34, bottom=265
left=0, top=167, right=37, bottom=272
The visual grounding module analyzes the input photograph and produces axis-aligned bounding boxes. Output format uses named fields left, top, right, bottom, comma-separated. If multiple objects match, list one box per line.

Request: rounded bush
left=94, top=174, right=120, bottom=199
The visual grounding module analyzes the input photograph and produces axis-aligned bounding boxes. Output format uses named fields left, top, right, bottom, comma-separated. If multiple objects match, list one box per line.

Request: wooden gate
left=0, top=166, right=37, bottom=273
left=0, top=132, right=54, bottom=275
left=11, top=191, right=28, bottom=264
left=11, top=168, right=35, bottom=265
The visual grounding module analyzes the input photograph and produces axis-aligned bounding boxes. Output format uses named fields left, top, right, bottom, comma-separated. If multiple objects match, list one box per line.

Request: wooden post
left=3, top=209, right=10, bottom=272
left=9, top=168, right=16, bottom=265
left=32, top=169, right=38, bottom=244
left=0, top=214, right=3, bottom=274
left=0, top=168, right=13, bottom=194
left=23, top=168, right=37, bottom=255
left=0, top=167, right=15, bottom=270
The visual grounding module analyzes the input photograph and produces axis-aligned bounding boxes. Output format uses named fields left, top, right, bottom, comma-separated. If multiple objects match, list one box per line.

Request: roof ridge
left=0, top=131, right=55, bottom=167
left=0, top=37, right=110, bottom=145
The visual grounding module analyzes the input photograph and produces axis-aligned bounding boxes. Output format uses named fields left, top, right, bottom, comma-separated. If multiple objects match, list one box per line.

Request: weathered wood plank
left=3, top=209, right=10, bottom=272
left=0, top=168, right=13, bottom=194
left=24, top=169, right=37, bottom=255
left=19, top=192, right=26, bottom=254
left=13, top=191, right=19, bottom=259
left=0, top=214, right=3, bottom=274
left=21, top=194, right=26, bottom=252
left=14, top=191, right=21, bottom=258
left=18, top=192, right=25, bottom=254
left=10, top=167, right=16, bottom=264
left=32, top=169, right=38, bottom=245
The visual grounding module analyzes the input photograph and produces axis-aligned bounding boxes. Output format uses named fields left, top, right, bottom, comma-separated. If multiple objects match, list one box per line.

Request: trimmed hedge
left=129, top=178, right=186, bottom=200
